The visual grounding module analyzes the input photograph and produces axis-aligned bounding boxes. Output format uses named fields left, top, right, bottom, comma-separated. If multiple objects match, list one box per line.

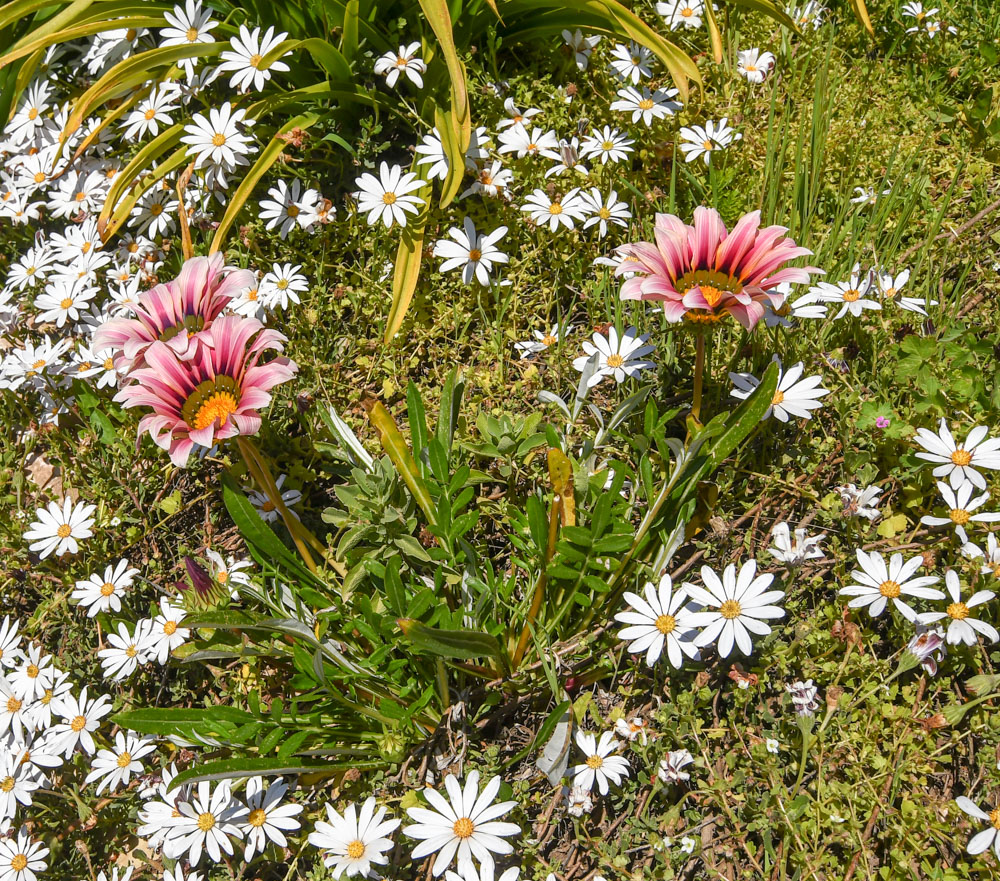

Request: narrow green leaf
left=398, top=618, right=502, bottom=661
left=167, top=757, right=370, bottom=789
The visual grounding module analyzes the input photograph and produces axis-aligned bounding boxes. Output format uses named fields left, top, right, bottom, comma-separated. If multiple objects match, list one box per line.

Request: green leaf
left=397, top=618, right=502, bottom=662
left=113, top=706, right=256, bottom=737
left=220, top=472, right=317, bottom=583
left=167, top=757, right=371, bottom=789
left=418, top=0, right=470, bottom=146
left=210, top=112, right=319, bottom=254
left=384, top=166, right=432, bottom=343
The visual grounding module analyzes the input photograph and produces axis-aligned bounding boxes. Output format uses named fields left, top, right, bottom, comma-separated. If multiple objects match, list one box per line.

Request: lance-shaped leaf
left=548, top=448, right=575, bottom=527
left=100, top=145, right=188, bottom=241
left=418, top=0, right=470, bottom=148
left=209, top=112, right=319, bottom=254
left=383, top=167, right=432, bottom=343
left=398, top=618, right=503, bottom=662
left=168, top=757, right=377, bottom=789
left=363, top=397, right=437, bottom=526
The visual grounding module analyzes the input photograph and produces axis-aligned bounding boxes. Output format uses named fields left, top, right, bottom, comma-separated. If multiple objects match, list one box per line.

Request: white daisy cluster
left=805, top=263, right=936, bottom=318
left=902, top=2, right=958, bottom=38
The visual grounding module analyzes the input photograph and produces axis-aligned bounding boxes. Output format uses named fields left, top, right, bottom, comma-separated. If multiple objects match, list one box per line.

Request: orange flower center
left=452, top=817, right=475, bottom=838
left=606, top=354, right=624, bottom=368
left=100, top=581, right=117, bottom=597
left=250, top=53, right=262, bottom=68
left=193, top=391, right=239, bottom=431
left=842, top=289, right=860, bottom=302
left=117, top=751, right=132, bottom=768
left=163, top=620, right=178, bottom=635
left=6, top=697, right=20, bottom=713
left=197, top=811, right=216, bottom=831
left=949, top=509, right=971, bottom=526
left=951, top=449, right=972, bottom=466
left=382, top=192, right=397, bottom=205
left=541, top=334, right=557, bottom=346
left=287, top=205, right=299, bottom=218
left=990, top=808, right=1000, bottom=829
left=248, top=808, right=267, bottom=827
left=211, top=132, right=226, bottom=147
left=655, top=613, right=676, bottom=634
left=10, top=855, right=27, bottom=872
left=947, top=602, right=969, bottom=620
left=586, top=754, right=604, bottom=769
left=638, top=98, right=654, bottom=110
left=468, top=248, right=482, bottom=261
left=144, top=108, right=157, bottom=120
left=57, top=524, right=72, bottom=538
left=346, top=839, right=366, bottom=859
left=772, top=390, right=785, bottom=405
left=0, top=777, right=14, bottom=792
left=186, top=26, right=199, bottom=41
left=878, top=580, right=901, bottom=599
left=720, top=600, right=741, bottom=619
left=71, top=715, right=87, bottom=732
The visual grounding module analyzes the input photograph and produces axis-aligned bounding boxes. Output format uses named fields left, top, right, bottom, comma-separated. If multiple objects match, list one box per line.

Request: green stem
left=692, top=331, right=706, bottom=424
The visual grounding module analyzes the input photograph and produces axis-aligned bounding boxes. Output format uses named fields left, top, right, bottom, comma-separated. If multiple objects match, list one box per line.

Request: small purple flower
left=908, top=625, right=946, bottom=676
left=875, top=416, right=890, bottom=429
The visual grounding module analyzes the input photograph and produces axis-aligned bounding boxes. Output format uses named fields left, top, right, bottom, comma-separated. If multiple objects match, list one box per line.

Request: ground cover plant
left=0, top=0, right=999, bottom=879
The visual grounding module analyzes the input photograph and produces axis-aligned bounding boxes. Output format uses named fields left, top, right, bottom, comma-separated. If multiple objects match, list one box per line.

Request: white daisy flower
left=920, top=480, right=1000, bottom=544
left=0, top=748, right=40, bottom=818
left=657, top=0, right=705, bottom=29
left=913, top=418, right=1000, bottom=490
left=240, top=776, right=303, bottom=861
left=571, top=731, right=630, bottom=795
left=513, top=323, right=572, bottom=359
left=218, top=25, right=290, bottom=93
left=247, top=474, right=301, bottom=523
left=768, top=522, right=824, bottom=566
left=84, top=731, right=157, bottom=795
left=580, top=126, right=635, bottom=165
left=737, top=48, right=776, bottom=83
left=497, top=98, right=541, bottom=130
left=459, top=161, right=512, bottom=200
left=433, top=218, right=509, bottom=286
left=963, top=533, right=1000, bottom=579
left=354, top=162, right=425, bottom=229
left=520, top=187, right=587, bottom=232
left=403, top=770, right=521, bottom=878
left=614, top=717, right=649, bottom=744
left=50, top=687, right=113, bottom=757
left=23, top=497, right=96, bottom=559
left=308, top=795, right=399, bottom=878
left=0, top=827, right=48, bottom=881
left=836, top=483, right=883, bottom=521
left=204, top=549, right=253, bottom=593
left=261, top=262, right=308, bottom=310
left=579, top=188, right=631, bottom=239
left=957, top=795, right=1000, bottom=859
left=809, top=266, right=881, bottom=319
left=180, top=103, right=256, bottom=186
left=259, top=179, right=320, bottom=238
left=121, top=84, right=180, bottom=141
left=678, top=118, right=741, bottom=165
left=572, top=326, right=656, bottom=387
left=876, top=268, right=936, bottom=315
left=838, top=549, right=943, bottom=621
left=614, top=573, right=700, bottom=668
left=374, top=42, right=426, bottom=88
left=729, top=360, right=829, bottom=422
left=145, top=598, right=191, bottom=664
left=787, top=0, right=827, bottom=28
left=684, top=560, right=786, bottom=658
left=166, top=780, right=246, bottom=865
left=0, top=619, right=22, bottom=670
left=497, top=124, right=561, bottom=161
left=9, top=644, right=53, bottom=703
left=917, top=570, right=996, bottom=646
left=657, top=749, right=694, bottom=784
left=610, top=86, right=682, bottom=126
left=561, top=29, right=601, bottom=70
left=98, top=620, right=154, bottom=681
left=160, top=0, right=218, bottom=55
left=71, top=559, right=139, bottom=617
left=609, top=41, right=653, bottom=84
left=34, top=278, right=98, bottom=328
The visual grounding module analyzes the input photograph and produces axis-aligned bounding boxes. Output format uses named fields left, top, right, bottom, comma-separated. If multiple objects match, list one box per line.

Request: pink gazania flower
left=114, top=315, right=297, bottom=467
left=93, top=253, right=253, bottom=370
left=617, top=207, right=821, bottom=329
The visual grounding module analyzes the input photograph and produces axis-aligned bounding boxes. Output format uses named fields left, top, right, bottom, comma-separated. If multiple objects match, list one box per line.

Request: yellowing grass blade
left=847, top=0, right=875, bottom=35
left=384, top=162, right=431, bottom=344
left=434, top=101, right=465, bottom=209
left=418, top=0, right=470, bottom=150
left=209, top=112, right=320, bottom=255
left=100, top=145, right=187, bottom=242
left=702, top=0, right=724, bottom=64
left=1, top=14, right=166, bottom=69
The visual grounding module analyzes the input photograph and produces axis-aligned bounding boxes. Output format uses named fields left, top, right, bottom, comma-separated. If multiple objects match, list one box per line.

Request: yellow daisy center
left=10, top=855, right=26, bottom=872
left=842, top=289, right=860, bottom=302
left=949, top=509, right=971, bottom=526
left=947, top=602, right=969, bottom=620
left=248, top=808, right=267, bottom=827
left=57, top=524, right=72, bottom=538
left=346, top=839, right=366, bottom=859
left=655, top=613, right=676, bottom=634
left=382, top=191, right=397, bottom=205
left=702, top=140, right=713, bottom=151
left=452, top=817, right=475, bottom=839
left=211, top=132, right=226, bottom=147
left=586, top=754, right=604, bottom=769
left=250, top=53, right=262, bottom=68
left=28, top=108, right=38, bottom=120
left=150, top=203, right=164, bottom=216
left=468, top=248, right=482, bottom=261
left=186, top=26, right=199, bottom=41
left=26, top=665, right=38, bottom=679
left=0, top=777, right=14, bottom=793
left=286, top=205, right=299, bottom=218
left=163, top=620, right=178, bottom=635
left=6, top=697, right=20, bottom=713
left=144, top=108, right=157, bottom=120
left=548, top=203, right=563, bottom=215
left=638, top=98, right=654, bottom=110
left=197, top=811, right=216, bottom=831
left=878, top=580, right=901, bottom=598
left=71, top=715, right=87, bottom=732
left=598, top=207, right=611, bottom=219
left=951, top=449, right=972, bottom=467
left=541, top=334, right=557, bottom=346
left=606, top=354, right=624, bottom=368
left=59, top=297, right=74, bottom=309
left=772, top=390, right=785, bottom=405
left=33, top=172, right=45, bottom=183
left=990, top=808, right=1000, bottom=829
left=117, top=751, right=132, bottom=768
left=720, top=599, right=742, bottom=619
left=602, top=140, right=615, bottom=150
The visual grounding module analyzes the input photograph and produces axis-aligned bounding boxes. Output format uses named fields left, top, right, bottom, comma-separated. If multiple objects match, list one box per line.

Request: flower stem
left=692, top=331, right=706, bottom=424
left=236, top=437, right=318, bottom=573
